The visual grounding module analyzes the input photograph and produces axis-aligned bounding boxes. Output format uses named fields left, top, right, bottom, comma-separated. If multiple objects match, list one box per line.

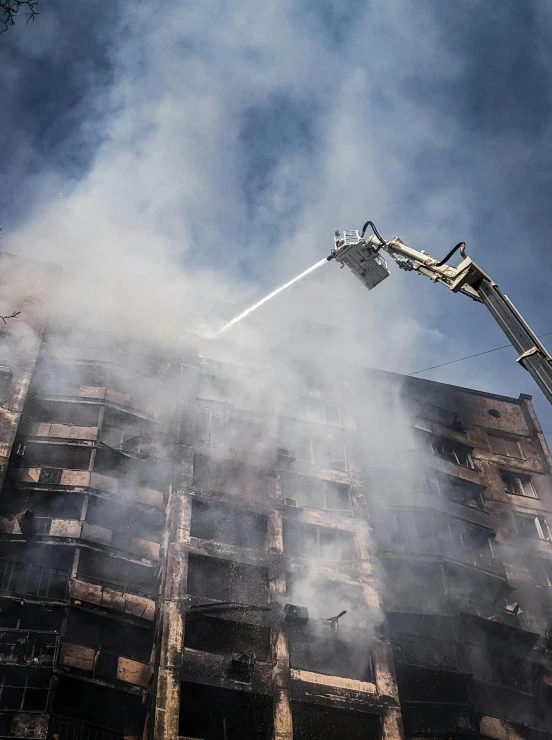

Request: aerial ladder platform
left=328, top=222, right=552, bottom=406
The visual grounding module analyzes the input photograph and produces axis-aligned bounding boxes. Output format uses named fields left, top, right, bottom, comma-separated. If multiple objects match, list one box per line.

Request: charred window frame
left=190, top=500, right=267, bottom=550
left=430, top=436, right=474, bottom=469
left=500, top=470, right=537, bottom=498
left=283, top=520, right=356, bottom=561
left=488, top=433, right=524, bottom=459
left=425, top=471, right=486, bottom=511
left=514, top=512, right=552, bottom=541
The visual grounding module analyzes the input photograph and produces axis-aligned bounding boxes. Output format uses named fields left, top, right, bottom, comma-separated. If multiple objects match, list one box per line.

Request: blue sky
left=2, top=0, right=552, bottom=431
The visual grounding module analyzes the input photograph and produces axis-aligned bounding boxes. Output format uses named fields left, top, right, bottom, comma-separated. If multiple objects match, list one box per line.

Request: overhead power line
left=408, top=332, right=552, bottom=377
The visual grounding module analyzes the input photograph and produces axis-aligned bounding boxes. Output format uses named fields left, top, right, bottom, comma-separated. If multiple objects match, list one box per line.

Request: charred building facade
left=0, top=256, right=549, bottom=739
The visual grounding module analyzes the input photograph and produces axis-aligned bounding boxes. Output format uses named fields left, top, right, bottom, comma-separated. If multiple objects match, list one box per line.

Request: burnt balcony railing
left=51, top=716, right=124, bottom=740
left=0, top=629, right=59, bottom=666
left=0, top=559, right=69, bottom=600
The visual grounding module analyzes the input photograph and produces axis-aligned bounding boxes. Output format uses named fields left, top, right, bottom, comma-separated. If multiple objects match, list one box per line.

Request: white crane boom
left=328, top=225, right=552, bottom=405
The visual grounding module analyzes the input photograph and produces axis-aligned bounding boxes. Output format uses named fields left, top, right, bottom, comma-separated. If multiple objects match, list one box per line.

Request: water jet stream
left=210, top=257, right=328, bottom=338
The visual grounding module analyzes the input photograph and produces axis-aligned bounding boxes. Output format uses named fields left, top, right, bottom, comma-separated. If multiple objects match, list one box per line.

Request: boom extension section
left=329, top=228, right=552, bottom=405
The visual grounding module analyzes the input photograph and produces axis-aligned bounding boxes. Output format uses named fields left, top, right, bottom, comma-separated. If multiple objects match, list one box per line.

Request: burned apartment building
left=0, top=254, right=549, bottom=739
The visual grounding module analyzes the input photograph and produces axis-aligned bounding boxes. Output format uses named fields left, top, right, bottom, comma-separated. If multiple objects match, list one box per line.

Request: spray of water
left=209, top=258, right=328, bottom=339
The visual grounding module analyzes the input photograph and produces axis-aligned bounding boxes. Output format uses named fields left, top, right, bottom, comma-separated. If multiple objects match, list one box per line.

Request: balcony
left=60, top=642, right=150, bottom=688
left=69, top=579, right=156, bottom=621
left=0, top=559, right=69, bottom=600
left=31, top=422, right=98, bottom=442
left=11, top=468, right=164, bottom=507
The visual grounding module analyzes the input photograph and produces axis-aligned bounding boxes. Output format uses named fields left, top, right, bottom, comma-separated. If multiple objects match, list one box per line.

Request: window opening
left=190, top=500, right=267, bottom=550
left=430, top=437, right=474, bottom=469
left=514, top=512, right=551, bottom=541
left=287, top=623, right=373, bottom=681
left=184, top=614, right=271, bottom=661
left=179, top=682, right=273, bottom=740
left=280, top=474, right=351, bottom=512
left=425, top=471, right=485, bottom=510
left=187, top=554, right=269, bottom=605
left=283, top=521, right=355, bottom=561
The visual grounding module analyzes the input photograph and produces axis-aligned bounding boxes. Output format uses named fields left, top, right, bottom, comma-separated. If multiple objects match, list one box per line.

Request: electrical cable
left=408, top=331, right=552, bottom=376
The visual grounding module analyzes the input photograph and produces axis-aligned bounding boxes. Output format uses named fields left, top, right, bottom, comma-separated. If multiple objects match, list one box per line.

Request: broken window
left=283, top=520, right=356, bottom=561
left=190, top=500, right=267, bottom=550
left=0, top=600, right=62, bottom=631
left=0, top=490, right=84, bottom=522
left=487, top=654, right=537, bottom=693
left=64, top=610, right=152, bottom=663
left=198, top=373, right=234, bottom=402
left=192, top=454, right=267, bottom=498
left=442, top=520, right=493, bottom=556
left=297, top=397, right=341, bottom=426
left=77, top=550, right=157, bottom=595
left=402, top=704, right=477, bottom=736
left=425, top=471, right=486, bottom=510
left=0, top=371, right=11, bottom=406
left=383, top=560, right=444, bottom=612
left=395, top=663, right=471, bottom=703
left=86, top=496, right=164, bottom=543
left=541, top=561, right=552, bottom=587
left=280, top=474, right=351, bottom=511
left=430, top=436, right=474, bottom=469
left=94, top=447, right=170, bottom=492
left=29, top=400, right=100, bottom=427
left=279, top=421, right=348, bottom=471
left=16, top=443, right=92, bottom=471
left=514, top=512, right=551, bottom=541
left=184, top=614, right=271, bottom=661
left=54, top=677, right=145, bottom=738
left=392, top=633, right=459, bottom=672
left=187, top=554, right=269, bottom=605
left=287, top=623, right=373, bottom=681
left=291, top=701, right=380, bottom=740
left=418, top=403, right=462, bottom=429
left=500, top=470, right=537, bottom=498
left=179, top=682, right=273, bottom=740
left=0, top=667, right=51, bottom=711
left=488, top=433, right=524, bottom=459
left=286, top=574, right=368, bottom=627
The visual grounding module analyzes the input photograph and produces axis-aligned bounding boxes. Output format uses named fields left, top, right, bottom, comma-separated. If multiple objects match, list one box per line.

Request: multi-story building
left=0, top=253, right=549, bottom=739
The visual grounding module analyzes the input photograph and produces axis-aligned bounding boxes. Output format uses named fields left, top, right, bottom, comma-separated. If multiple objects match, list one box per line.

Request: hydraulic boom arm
left=328, top=226, right=552, bottom=405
